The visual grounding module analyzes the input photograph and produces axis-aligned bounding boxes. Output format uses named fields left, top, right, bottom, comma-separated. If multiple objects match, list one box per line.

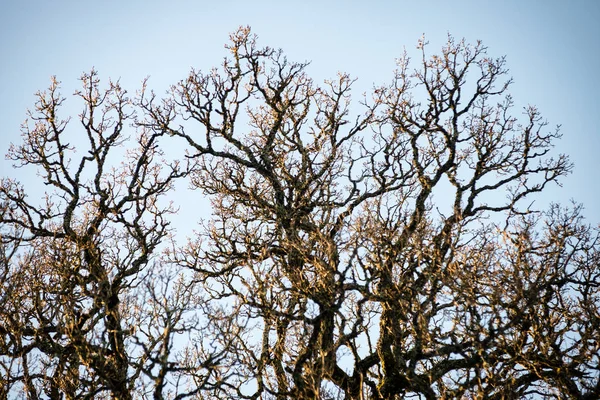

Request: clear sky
left=1, top=0, right=599, bottom=225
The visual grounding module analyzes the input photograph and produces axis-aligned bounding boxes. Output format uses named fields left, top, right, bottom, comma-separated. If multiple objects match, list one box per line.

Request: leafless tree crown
left=1, top=27, right=599, bottom=400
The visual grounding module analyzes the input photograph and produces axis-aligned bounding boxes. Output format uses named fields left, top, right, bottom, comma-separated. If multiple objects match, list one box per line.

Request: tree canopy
left=1, top=27, right=599, bottom=399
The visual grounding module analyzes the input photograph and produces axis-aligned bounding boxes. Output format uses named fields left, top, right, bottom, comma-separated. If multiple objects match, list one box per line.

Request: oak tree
left=0, top=73, right=218, bottom=399
left=1, top=27, right=599, bottom=399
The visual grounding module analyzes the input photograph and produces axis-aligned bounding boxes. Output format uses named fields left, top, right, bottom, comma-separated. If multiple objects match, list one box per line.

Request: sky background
left=1, top=0, right=599, bottom=226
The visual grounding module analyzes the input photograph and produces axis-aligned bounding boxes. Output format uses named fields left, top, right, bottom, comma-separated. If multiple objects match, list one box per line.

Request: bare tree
left=0, top=72, right=219, bottom=399
left=2, top=27, right=599, bottom=399
left=147, top=28, right=599, bottom=399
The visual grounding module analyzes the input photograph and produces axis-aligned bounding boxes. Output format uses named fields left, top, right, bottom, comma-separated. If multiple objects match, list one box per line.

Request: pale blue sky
left=1, top=0, right=599, bottom=223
